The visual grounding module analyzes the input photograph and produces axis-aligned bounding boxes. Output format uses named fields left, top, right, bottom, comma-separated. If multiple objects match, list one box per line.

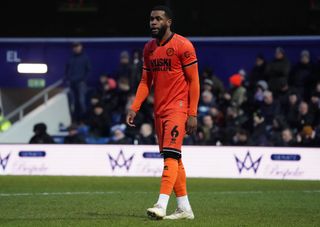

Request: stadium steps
left=0, top=81, right=71, bottom=143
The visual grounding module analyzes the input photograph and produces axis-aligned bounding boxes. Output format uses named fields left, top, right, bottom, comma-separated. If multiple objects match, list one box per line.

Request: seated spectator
left=309, top=91, right=320, bottom=125
left=64, top=124, right=86, bottom=144
left=192, top=127, right=207, bottom=145
left=109, top=124, right=132, bottom=144
left=247, top=80, right=268, bottom=113
left=260, top=90, right=280, bottom=127
left=183, top=134, right=195, bottom=145
left=200, top=114, right=223, bottom=145
left=228, top=73, right=247, bottom=109
left=254, top=80, right=269, bottom=103
left=89, top=93, right=101, bottom=107
left=224, top=107, right=248, bottom=144
left=201, top=67, right=225, bottom=98
left=278, top=80, right=297, bottom=108
left=99, top=74, right=109, bottom=85
left=248, top=111, right=269, bottom=146
left=99, top=76, right=117, bottom=112
left=124, top=93, right=154, bottom=140
left=296, top=125, right=319, bottom=147
left=113, top=76, right=131, bottom=124
left=268, top=115, right=287, bottom=146
left=198, top=90, right=216, bottom=117
left=281, top=90, right=300, bottom=129
left=294, top=101, right=315, bottom=131
left=29, top=123, right=55, bottom=144
left=278, top=128, right=296, bottom=147
left=86, top=103, right=110, bottom=137
left=202, top=78, right=214, bottom=92
left=137, top=123, right=156, bottom=145
left=231, top=128, right=249, bottom=146
left=208, top=106, right=224, bottom=127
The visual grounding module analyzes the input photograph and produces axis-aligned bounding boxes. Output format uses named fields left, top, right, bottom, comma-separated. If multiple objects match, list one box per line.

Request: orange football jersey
left=141, top=33, right=198, bottom=116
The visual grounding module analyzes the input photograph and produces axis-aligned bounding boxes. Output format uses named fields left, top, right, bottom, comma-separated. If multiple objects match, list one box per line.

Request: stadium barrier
left=0, top=145, right=319, bottom=180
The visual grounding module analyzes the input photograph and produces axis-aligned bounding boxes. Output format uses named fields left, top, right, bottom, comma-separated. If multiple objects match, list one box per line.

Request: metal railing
left=5, top=79, right=67, bottom=122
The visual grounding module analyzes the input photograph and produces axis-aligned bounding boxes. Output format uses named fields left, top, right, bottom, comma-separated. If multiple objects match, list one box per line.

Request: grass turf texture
left=0, top=176, right=319, bottom=226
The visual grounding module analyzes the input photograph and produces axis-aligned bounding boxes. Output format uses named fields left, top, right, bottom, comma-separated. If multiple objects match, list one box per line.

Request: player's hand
left=126, top=110, right=137, bottom=127
left=186, top=116, right=197, bottom=135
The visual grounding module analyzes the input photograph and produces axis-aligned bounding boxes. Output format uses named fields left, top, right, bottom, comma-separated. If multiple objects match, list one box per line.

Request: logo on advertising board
left=270, top=154, right=301, bottom=161
left=19, top=151, right=46, bottom=157
left=266, top=153, right=303, bottom=179
left=142, top=152, right=162, bottom=159
left=235, top=151, right=262, bottom=174
left=108, top=150, right=134, bottom=171
left=0, top=153, right=10, bottom=171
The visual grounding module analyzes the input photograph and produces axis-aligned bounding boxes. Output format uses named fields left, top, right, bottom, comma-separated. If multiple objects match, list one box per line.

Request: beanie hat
left=256, top=80, right=268, bottom=91
left=108, top=78, right=117, bottom=90
left=275, top=47, right=285, bottom=54
left=229, top=73, right=243, bottom=87
left=204, top=78, right=214, bottom=86
left=302, top=125, right=313, bottom=137
left=301, top=49, right=310, bottom=59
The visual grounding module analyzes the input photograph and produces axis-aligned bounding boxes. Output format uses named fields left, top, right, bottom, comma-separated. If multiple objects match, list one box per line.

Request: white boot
left=164, top=207, right=194, bottom=220
left=147, top=204, right=166, bottom=220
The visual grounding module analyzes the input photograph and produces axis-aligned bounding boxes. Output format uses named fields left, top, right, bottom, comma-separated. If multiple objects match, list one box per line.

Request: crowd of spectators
left=192, top=47, right=320, bottom=147
left=30, top=45, right=320, bottom=147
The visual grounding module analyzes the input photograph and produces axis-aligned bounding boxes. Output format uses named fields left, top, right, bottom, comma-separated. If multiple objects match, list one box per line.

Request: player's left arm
left=180, top=40, right=200, bottom=135
left=184, top=63, right=200, bottom=135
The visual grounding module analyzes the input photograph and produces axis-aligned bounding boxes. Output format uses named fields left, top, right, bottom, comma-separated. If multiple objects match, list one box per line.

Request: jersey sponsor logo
left=150, top=58, right=172, bottom=71
left=166, top=48, right=174, bottom=56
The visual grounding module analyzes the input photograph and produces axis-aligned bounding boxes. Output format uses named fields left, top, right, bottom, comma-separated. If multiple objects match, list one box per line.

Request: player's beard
left=151, top=24, right=167, bottom=39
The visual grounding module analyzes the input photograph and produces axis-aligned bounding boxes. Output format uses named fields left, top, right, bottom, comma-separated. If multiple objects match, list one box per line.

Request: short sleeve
left=179, top=40, right=198, bottom=68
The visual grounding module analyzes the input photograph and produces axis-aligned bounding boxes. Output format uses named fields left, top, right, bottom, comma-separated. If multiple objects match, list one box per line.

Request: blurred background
left=0, top=0, right=320, bottom=147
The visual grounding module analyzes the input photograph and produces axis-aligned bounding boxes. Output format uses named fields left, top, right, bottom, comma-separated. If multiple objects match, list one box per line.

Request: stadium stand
left=56, top=46, right=320, bottom=147
left=0, top=38, right=319, bottom=147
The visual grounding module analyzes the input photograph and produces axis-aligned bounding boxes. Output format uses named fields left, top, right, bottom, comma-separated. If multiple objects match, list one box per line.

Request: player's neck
left=158, top=30, right=173, bottom=46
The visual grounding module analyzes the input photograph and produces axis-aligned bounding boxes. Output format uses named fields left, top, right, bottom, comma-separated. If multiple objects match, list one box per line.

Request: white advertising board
left=0, top=145, right=319, bottom=180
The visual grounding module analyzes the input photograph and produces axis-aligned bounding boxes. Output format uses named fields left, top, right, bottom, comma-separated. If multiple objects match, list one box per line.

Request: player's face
left=150, top=10, right=171, bottom=39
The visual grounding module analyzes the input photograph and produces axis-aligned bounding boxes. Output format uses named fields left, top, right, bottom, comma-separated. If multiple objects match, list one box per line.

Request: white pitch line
left=0, top=191, right=148, bottom=197
left=0, top=190, right=320, bottom=197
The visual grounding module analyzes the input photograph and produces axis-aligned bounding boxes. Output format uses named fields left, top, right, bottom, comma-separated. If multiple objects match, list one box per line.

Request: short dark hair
left=152, top=5, right=173, bottom=19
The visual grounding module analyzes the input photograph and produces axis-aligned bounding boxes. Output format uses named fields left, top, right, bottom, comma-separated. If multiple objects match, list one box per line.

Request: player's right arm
left=126, top=45, right=153, bottom=127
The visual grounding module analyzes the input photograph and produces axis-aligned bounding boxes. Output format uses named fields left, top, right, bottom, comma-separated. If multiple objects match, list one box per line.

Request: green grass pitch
left=0, top=176, right=320, bottom=226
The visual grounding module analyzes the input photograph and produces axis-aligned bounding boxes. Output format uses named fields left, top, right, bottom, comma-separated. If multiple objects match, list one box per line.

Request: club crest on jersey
left=184, top=51, right=191, bottom=58
left=166, top=48, right=174, bottom=56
